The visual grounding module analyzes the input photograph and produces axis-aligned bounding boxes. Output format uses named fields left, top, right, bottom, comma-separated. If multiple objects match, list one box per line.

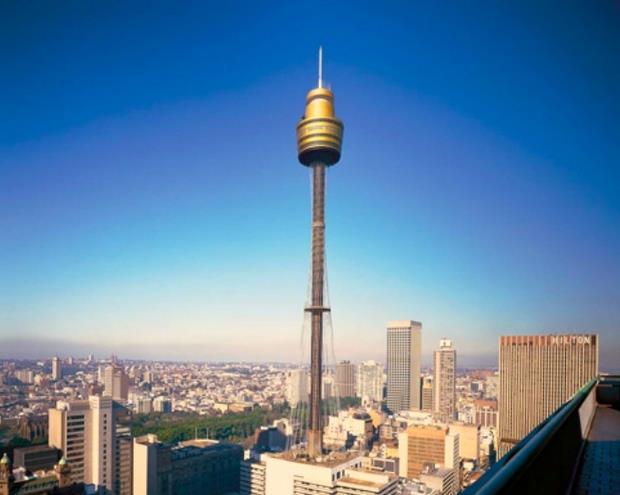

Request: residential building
left=433, top=339, right=456, bottom=421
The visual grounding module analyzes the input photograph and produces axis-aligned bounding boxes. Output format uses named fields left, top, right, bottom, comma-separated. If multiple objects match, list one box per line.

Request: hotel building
left=498, top=334, right=598, bottom=456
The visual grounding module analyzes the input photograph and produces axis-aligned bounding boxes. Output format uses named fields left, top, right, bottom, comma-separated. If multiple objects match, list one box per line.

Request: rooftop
left=172, top=438, right=241, bottom=460
left=572, top=380, right=620, bottom=494
left=271, top=450, right=361, bottom=468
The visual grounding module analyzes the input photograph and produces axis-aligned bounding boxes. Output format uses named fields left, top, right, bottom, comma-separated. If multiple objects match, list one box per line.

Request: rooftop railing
left=463, top=375, right=620, bottom=495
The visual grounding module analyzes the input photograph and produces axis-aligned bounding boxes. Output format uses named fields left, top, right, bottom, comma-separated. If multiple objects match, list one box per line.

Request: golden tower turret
left=296, top=48, right=344, bottom=458
left=296, top=47, right=344, bottom=166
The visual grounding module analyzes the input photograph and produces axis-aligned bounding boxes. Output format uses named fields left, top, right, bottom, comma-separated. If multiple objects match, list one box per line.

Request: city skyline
left=2, top=3, right=620, bottom=370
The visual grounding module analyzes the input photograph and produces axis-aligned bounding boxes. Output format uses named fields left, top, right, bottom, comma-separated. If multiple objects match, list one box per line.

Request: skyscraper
left=498, top=334, right=598, bottom=456
left=433, top=339, right=456, bottom=421
left=357, top=360, right=384, bottom=403
left=386, top=320, right=422, bottom=413
left=295, top=47, right=344, bottom=457
left=51, top=356, right=62, bottom=381
left=48, top=396, right=114, bottom=490
left=335, top=361, right=356, bottom=398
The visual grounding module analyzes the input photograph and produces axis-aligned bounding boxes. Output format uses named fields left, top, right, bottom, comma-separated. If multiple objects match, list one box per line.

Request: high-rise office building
left=286, top=369, right=309, bottom=406
left=335, top=361, right=357, bottom=398
left=498, top=334, right=598, bottom=456
left=52, top=356, right=62, bottom=381
left=433, top=339, right=456, bottom=421
left=48, top=396, right=114, bottom=491
left=386, top=320, right=422, bottom=413
left=356, top=360, right=384, bottom=403
left=104, top=366, right=129, bottom=401
left=397, top=425, right=460, bottom=480
left=421, top=376, right=433, bottom=412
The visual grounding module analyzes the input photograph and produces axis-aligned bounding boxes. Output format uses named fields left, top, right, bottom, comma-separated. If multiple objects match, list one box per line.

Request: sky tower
left=296, top=47, right=344, bottom=457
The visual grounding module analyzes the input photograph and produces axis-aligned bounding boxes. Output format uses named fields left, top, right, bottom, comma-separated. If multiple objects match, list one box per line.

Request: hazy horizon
left=2, top=335, right=619, bottom=373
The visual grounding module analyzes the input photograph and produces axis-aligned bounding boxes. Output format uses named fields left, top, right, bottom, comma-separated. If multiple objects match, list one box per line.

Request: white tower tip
left=318, top=46, right=323, bottom=88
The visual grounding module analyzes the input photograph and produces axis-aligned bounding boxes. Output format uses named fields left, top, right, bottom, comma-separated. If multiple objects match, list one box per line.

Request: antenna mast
left=318, top=46, right=323, bottom=88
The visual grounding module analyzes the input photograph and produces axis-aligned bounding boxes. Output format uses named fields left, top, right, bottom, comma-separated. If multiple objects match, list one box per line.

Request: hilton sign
left=550, top=335, right=592, bottom=345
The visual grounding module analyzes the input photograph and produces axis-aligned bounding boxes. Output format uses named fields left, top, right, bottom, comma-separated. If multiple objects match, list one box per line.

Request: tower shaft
left=308, top=162, right=326, bottom=457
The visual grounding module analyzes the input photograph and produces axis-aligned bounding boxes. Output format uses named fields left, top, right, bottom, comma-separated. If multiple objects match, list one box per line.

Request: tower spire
left=318, top=46, right=323, bottom=88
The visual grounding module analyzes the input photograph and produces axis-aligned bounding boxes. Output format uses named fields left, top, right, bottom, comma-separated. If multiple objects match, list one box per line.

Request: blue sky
left=1, top=2, right=619, bottom=369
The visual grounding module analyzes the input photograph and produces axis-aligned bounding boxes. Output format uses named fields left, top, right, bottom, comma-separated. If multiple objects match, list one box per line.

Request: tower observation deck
left=296, top=47, right=344, bottom=458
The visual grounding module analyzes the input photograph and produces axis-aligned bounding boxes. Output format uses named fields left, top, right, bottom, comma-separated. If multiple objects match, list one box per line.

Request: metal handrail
left=463, top=377, right=598, bottom=495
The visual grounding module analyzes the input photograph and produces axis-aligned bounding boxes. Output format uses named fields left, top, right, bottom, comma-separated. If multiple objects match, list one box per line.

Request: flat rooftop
left=272, top=450, right=361, bottom=468
left=572, top=403, right=620, bottom=494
